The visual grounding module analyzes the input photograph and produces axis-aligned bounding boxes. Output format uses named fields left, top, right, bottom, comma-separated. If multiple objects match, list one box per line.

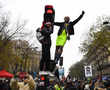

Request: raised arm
left=54, top=22, right=63, bottom=26
left=72, top=11, right=85, bottom=25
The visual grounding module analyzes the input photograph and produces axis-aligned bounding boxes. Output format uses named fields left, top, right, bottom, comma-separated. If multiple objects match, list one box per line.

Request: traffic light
left=44, top=5, right=55, bottom=23
left=41, top=75, right=45, bottom=81
left=59, top=57, right=63, bottom=66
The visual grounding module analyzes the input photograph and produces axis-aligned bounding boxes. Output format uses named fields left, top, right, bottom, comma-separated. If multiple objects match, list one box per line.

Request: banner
left=84, top=65, right=92, bottom=77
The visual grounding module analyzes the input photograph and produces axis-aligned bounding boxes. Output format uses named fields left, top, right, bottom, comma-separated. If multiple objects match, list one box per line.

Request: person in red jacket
left=54, top=11, right=85, bottom=64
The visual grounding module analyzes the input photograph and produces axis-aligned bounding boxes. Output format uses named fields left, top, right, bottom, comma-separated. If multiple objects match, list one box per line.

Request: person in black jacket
left=54, top=11, right=85, bottom=64
left=37, top=22, right=53, bottom=71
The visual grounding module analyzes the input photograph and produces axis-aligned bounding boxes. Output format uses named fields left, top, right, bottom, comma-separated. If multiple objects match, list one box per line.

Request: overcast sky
left=1, top=0, right=110, bottom=75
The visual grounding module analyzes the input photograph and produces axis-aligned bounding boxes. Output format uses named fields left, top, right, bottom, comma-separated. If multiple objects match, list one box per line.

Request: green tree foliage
left=0, top=5, right=40, bottom=73
left=70, top=16, right=110, bottom=78
left=80, top=16, right=110, bottom=54
left=69, top=61, right=84, bottom=79
left=0, top=14, right=27, bottom=71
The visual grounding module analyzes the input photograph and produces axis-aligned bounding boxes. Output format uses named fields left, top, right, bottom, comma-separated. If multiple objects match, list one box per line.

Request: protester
left=23, top=74, right=36, bottom=90
left=54, top=11, right=85, bottom=64
left=54, top=81, right=62, bottom=90
left=37, top=22, right=53, bottom=71
left=10, top=77, right=19, bottom=90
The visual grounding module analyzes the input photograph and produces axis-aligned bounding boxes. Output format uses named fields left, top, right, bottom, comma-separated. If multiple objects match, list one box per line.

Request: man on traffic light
left=37, top=22, right=53, bottom=71
left=54, top=11, right=85, bottom=64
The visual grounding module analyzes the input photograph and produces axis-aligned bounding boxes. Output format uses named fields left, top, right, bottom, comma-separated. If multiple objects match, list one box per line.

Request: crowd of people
left=0, top=72, right=110, bottom=90
left=46, top=77, right=110, bottom=90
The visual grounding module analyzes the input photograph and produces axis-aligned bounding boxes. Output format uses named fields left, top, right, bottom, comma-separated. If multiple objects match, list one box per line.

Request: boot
left=54, top=53, right=61, bottom=64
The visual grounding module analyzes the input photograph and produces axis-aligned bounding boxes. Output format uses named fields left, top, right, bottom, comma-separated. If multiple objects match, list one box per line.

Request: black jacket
left=54, top=12, right=84, bottom=36
left=41, top=25, right=53, bottom=37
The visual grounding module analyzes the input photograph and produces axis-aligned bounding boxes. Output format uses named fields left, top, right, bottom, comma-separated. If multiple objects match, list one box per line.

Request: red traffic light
left=41, top=76, right=45, bottom=80
left=47, top=10, right=53, bottom=14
